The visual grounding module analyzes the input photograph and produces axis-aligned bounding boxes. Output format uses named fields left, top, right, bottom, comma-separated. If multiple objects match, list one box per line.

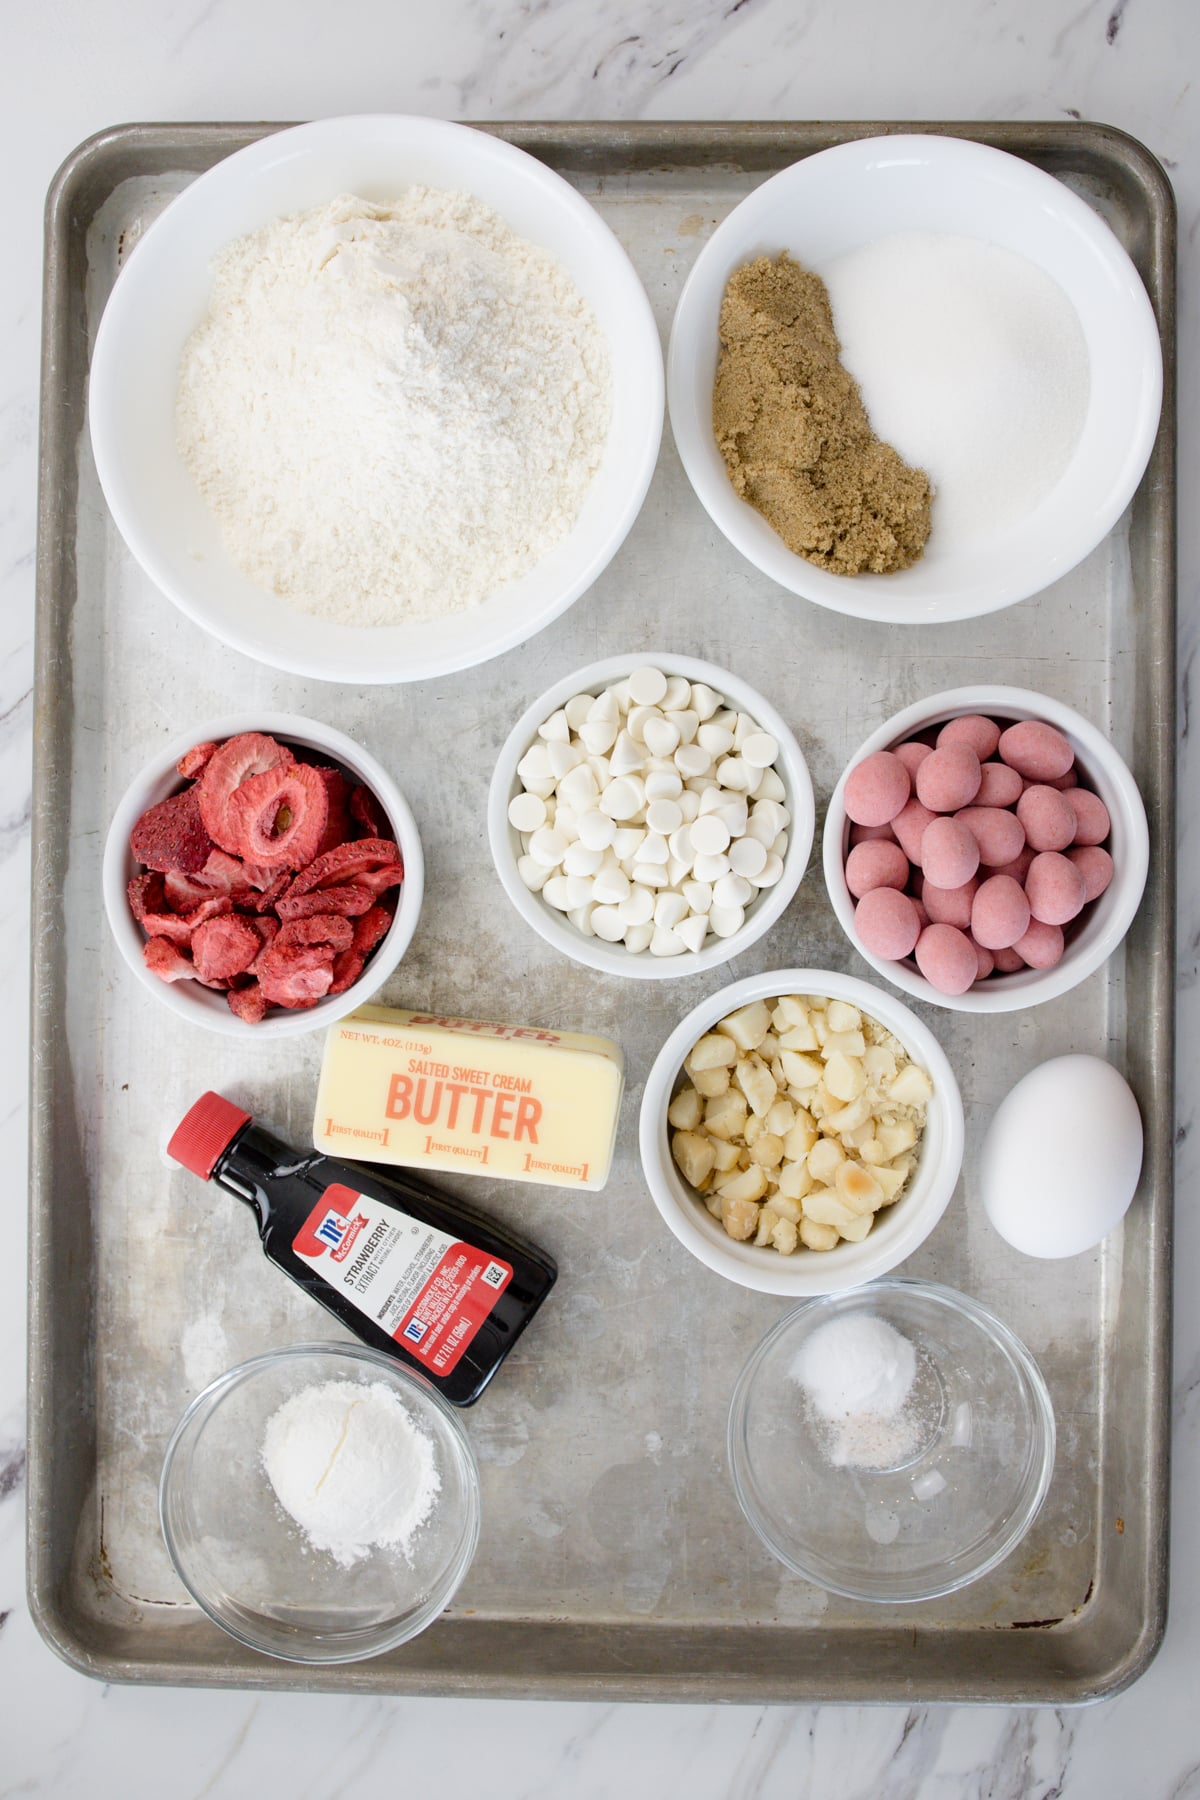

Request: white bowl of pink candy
left=821, top=686, right=1148, bottom=1012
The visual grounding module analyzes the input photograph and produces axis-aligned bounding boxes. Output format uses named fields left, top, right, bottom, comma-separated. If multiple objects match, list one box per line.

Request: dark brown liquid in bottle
left=211, top=1120, right=556, bottom=1405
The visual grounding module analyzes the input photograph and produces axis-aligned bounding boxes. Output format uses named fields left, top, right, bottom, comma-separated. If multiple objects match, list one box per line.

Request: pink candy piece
left=1044, top=766, right=1080, bottom=792
left=994, top=844, right=1036, bottom=886
left=993, top=944, right=1026, bottom=974
left=855, top=887, right=922, bottom=960
left=1067, top=787, right=1111, bottom=846
left=1015, top=917, right=1066, bottom=969
left=974, top=761, right=1024, bottom=808
left=911, top=898, right=930, bottom=932
left=1068, top=844, right=1114, bottom=902
left=893, top=740, right=934, bottom=778
left=974, top=943, right=996, bottom=980
left=892, top=797, right=936, bottom=865
left=921, top=873, right=978, bottom=930
left=844, top=752, right=911, bottom=827
left=1025, top=851, right=1087, bottom=926
left=937, top=714, right=1001, bottom=760
left=971, top=874, right=1031, bottom=950
left=1016, top=784, right=1076, bottom=853
left=845, top=839, right=911, bottom=898
left=955, top=805, right=1026, bottom=868
left=850, top=820, right=897, bottom=845
left=916, top=742, right=982, bottom=813
left=998, top=719, right=1074, bottom=782
left=915, top=923, right=979, bottom=995
left=920, top=817, right=980, bottom=889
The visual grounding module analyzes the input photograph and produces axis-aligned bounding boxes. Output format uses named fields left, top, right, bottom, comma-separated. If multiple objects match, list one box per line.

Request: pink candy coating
left=974, top=761, right=1024, bottom=808
left=971, top=874, right=1031, bottom=950
left=844, top=751, right=911, bottom=827
left=1025, top=850, right=1087, bottom=925
left=1067, top=787, right=1111, bottom=846
left=921, top=874, right=978, bottom=930
left=845, top=839, right=911, bottom=898
left=994, top=845, right=1036, bottom=886
left=974, top=943, right=996, bottom=980
left=1015, top=917, right=1066, bottom=969
left=916, top=742, right=982, bottom=813
left=855, top=887, right=921, bottom=960
left=993, top=944, right=1026, bottom=974
left=955, top=805, right=1026, bottom=868
left=1044, top=766, right=1080, bottom=792
left=892, top=797, right=936, bottom=864
left=1016, top=784, right=1076, bottom=853
left=893, top=740, right=934, bottom=778
left=937, top=714, right=1001, bottom=760
left=849, top=820, right=897, bottom=845
left=1068, top=844, right=1114, bottom=902
left=998, top=719, right=1074, bottom=782
left=915, top=923, right=979, bottom=995
left=920, top=817, right=980, bottom=889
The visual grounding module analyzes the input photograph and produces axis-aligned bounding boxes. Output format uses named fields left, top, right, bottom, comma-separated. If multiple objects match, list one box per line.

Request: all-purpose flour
left=177, top=191, right=611, bottom=626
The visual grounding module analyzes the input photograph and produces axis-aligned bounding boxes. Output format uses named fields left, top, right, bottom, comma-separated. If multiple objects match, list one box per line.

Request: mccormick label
left=293, top=1182, right=511, bottom=1375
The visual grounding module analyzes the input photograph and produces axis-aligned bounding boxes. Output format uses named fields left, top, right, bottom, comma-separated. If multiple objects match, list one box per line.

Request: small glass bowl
left=160, top=1342, right=481, bottom=1663
left=728, top=1278, right=1055, bottom=1603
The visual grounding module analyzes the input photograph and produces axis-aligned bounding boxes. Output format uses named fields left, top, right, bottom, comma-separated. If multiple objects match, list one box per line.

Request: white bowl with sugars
left=822, top=685, right=1149, bottom=1014
left=103, top=712, right=424, bottom=1039
left=89, top=115, right=663, bottom=684
left=639, top=969, right=964, bottom=1296
left=668, top=133, right=1162, bottom=624
left=487, top=654, right=815, bottom=980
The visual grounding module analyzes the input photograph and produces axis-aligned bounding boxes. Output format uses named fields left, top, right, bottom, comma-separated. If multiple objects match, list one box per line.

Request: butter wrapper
left=314, top=1004, right=624, bottom=1191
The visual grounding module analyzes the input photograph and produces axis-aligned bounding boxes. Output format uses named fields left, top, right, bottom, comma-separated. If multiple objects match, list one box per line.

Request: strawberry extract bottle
left=169, top=1092, right=556, bottom=1405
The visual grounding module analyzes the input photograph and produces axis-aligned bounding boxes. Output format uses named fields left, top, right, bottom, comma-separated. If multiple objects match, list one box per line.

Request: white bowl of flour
left=668, top=133, right=1163, bottom=624
left=89, top=116, right=663, bottom=683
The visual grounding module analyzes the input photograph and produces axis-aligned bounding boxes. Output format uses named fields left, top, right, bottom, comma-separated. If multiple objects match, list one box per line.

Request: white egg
left=980, top=1055, right=1142, bottom=1259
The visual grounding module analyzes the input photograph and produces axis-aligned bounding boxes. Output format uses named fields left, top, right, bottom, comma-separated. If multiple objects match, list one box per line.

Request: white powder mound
left=177, top=191, right=612, bottom=627
left=823, top=231, right=1090, bottom=547
left=261, top=1378, right=441, bottom=1567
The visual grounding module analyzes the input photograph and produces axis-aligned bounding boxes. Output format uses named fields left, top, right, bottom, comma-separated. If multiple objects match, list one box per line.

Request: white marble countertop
left=4, top=0, right=1197, bottom=1792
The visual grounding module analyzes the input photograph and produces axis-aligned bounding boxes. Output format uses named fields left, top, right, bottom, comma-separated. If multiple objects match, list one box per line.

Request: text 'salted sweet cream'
left=314, top=1005, right=625, bottom=1191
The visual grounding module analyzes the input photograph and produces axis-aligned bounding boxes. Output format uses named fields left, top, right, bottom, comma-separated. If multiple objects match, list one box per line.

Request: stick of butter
left=314, top=1004, right=625, bottom=1191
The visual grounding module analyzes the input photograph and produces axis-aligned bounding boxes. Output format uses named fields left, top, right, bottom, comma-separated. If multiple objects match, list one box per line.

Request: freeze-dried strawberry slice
left=191, top=915, right=260, bottom=984
left=351, top=904, right=394, bottom=956
left=349, top=783, right=390, bottom=839
left=198, top=732, right=294, bottom=853
left=311, top=766, right=352, bottom=857
left=144, top=937, right=198, bottom=982
left=227, top=982, right=269, bottom=1025
left=227, top=763, right=329, bottom=870
left=251, top=871, right=292, bottom=914
left=276, top=914, right=355, bottom=954
left=255, top=943, right=335, bottom=1010
left=128, top=870, right=166, bottom=923
left=282, top=838, right=401, bottom=899
left=177, top=741, right=218, bottom=780
left=138, top=893, right=234, bottom=945
left=164, top=849, right=258, bottom=912
left=130, top=785, right=214, bottom=875
left=328, top=950, right=366, bottom=996
left=354, top=860, right=405, bottom=898
left=275, top=883, right=375, bottom=922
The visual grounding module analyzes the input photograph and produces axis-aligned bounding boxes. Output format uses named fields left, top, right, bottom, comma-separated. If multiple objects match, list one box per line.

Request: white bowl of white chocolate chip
left=487, top=654, right=814, bottom=979
left=639, top=968, right=963, bottom=1294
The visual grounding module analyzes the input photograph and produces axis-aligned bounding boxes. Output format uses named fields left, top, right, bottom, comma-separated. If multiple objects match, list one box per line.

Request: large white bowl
left=487, top=654, right=815, bottom=980
left=639, top=968, right=964, bottom=1294
left=103, top=712, right=424, bottom=1038
left=668, top=133, right=1162, bottom=624
left=89, top=115, right=663, bottom=684
left=822, top=685, right=1149, bottom=1014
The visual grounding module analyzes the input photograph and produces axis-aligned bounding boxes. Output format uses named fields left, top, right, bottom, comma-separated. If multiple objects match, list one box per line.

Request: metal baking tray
left=29, top=121, right=1175, bottom=1702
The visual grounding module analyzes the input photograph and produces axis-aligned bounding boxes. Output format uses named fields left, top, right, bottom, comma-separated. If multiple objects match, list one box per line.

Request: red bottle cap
left=168, top=1092, right=252, bottom=1179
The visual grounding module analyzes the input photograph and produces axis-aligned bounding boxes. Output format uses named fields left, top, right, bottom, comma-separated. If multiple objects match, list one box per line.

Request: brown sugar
left=712, top=252, right=931, bottom=576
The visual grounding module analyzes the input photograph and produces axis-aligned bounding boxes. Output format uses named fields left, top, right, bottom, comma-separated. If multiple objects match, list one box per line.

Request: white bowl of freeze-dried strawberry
left=103, top=714, right=424, bottom=1036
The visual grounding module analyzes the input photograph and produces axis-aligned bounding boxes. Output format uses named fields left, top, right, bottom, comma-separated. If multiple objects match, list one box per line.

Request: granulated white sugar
left=823, top=231, right=1089, bottom=547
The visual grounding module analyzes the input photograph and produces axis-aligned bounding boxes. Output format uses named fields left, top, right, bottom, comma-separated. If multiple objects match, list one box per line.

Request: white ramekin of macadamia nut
left=639, top=969, right=964, bottom=1295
